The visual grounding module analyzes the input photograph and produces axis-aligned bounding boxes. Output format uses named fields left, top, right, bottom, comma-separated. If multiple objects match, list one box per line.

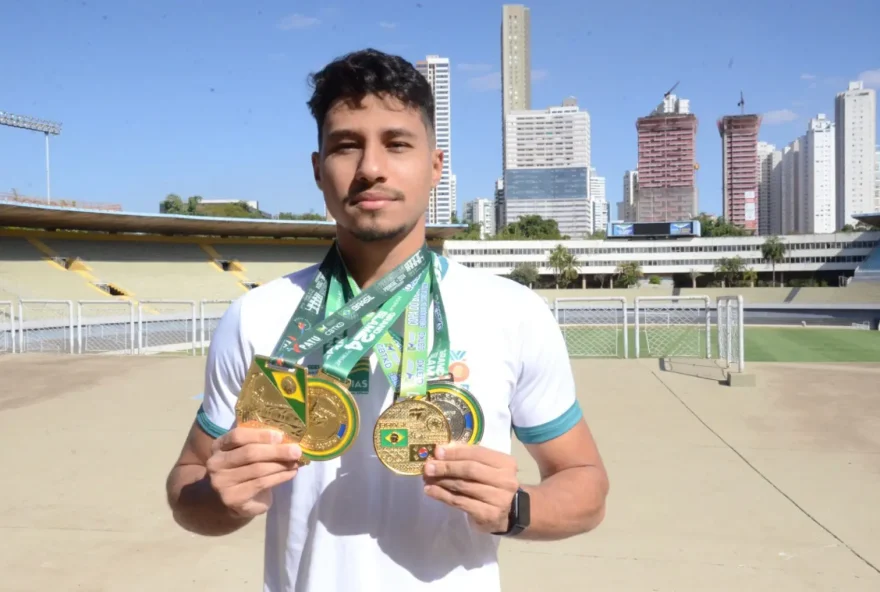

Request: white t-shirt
left=197, top=256, right=582, bottom=592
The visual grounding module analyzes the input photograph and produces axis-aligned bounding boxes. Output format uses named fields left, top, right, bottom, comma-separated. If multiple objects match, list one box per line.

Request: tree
left=451, top=211, right=460, bottom=224
left=508, top=263, right=539, bottom=287
left=548, top=244, right=579, bottom=288
left=448, top=223, right=482, bottom=240
left=588, top=229, right=607, bottom=239
left=278, top=211, right=325, bottom=220
left=160, top=193, right=187, bottom=214
left=743, top=267, right=758, bottom=288
left=497, top=215, right=564, bottom=240
left=696, top=213, right=747, bottom=237
left=714, top=256, right=746, bottom=287
left=761, top=235, right=786, bottom=287
left=614, top=261, right=643, bottom=288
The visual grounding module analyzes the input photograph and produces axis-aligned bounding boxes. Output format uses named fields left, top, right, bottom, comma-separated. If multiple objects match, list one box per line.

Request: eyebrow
left=324, top=127, right=419, bottom=143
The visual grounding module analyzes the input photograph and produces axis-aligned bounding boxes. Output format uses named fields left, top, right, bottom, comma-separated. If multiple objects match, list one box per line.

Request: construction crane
left=664, top=81, right=680, bottom=99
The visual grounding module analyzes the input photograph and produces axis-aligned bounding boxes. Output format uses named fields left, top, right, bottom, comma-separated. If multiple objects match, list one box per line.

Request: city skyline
left=1, top=0, right=879, bottom=221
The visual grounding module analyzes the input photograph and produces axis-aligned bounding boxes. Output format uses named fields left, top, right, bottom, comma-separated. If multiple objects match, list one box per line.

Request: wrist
left=493, top=487, right=530, bottom=537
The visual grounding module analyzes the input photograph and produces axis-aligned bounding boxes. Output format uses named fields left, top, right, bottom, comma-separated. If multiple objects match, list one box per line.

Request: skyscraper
left=463, top=198, right=495, bottom=238
left=415, top=55, right=453, bottom=224
left=757, top=141, right=783, bottom=235
left=590, top=168, right=607, bottom=233
left=718, top=114, right=761, bottom=232
left=621, top=170, right=638, bottom=221
left=835, top=81, right=877, bottom=227
left=501, top=5, right=531, bottom=173
left=635, top=94, right=698, bottom=222
left=781, top=138, right=802, bottom=234
left=802, top=114, right=836, bottom=234
left=502, top=97, right=592, bottom=238
left=501, top=5, right=531, bottom=118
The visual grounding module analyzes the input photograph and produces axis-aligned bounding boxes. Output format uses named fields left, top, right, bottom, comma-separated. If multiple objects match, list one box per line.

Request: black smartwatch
left=493, top=487, right=530, bottom=536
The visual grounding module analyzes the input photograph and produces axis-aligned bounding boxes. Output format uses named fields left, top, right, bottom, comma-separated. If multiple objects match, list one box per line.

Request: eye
left=388, top=141, right=411, bottom=151
left=332, top=142, right=358, bottom=153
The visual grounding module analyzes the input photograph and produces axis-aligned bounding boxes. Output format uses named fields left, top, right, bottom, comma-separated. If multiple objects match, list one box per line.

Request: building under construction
left=718, top=114, right=762, bottom=233
left=635, top=94, right=699, bottom=222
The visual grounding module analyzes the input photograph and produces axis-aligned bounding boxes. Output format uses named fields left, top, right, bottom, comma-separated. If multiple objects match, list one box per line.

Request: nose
left=355, top=141, right=388, bottom=185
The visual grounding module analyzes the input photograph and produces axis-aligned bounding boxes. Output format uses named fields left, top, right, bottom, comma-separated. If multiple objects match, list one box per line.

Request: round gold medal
left=373, top=398, right=451, bottom=475
left=299, top=375, right=360, bottom=462
left=418, top=383, right=484, bottom=446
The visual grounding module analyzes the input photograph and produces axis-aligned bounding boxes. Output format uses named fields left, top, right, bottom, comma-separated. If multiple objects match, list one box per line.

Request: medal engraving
left=373, top=398, right=451, bottom=475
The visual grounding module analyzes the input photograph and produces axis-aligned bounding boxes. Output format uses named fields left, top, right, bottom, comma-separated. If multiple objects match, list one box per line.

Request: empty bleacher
left=44, top=239, right=245, bottom=301
left=851, top=242, right=880, bottom=283
left=207, top=242, right=325, bottom=285
left=0, top=237, right=113, bottom=301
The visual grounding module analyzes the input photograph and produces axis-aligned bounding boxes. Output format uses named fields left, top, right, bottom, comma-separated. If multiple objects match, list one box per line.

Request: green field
left=561, top=325, right=880, bottom=363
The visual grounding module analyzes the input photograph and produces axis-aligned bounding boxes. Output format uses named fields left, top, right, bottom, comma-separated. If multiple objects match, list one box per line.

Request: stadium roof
left=0, top=201, right=467, bottom=239
left=853, top=211, right=880, bottom=229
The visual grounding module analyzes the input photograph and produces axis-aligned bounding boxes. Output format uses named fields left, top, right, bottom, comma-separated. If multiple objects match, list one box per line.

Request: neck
left=336, top=225, right=426, bottom=288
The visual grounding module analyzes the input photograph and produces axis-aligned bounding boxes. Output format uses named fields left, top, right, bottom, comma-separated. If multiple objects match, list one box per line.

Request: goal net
left=634, top=296, right=710, bottom=359
left=554, top=297, right=628, bottom=358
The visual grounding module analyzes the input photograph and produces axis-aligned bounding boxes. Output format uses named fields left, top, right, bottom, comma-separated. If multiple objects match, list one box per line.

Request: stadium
left=2, top=197, right=880, bottom=590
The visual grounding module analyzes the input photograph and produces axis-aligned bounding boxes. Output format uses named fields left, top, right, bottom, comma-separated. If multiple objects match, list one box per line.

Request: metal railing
left=0, top=300, right=13, bottom=354
left=77, top=300, right=135, bottom=354
left=138, top=300, right=197, bottom=355
left=200, top=299, right=233, bottom=355
left=18, top=299, right=74, bottom=353
left=717, top=295, right=745, bottom=373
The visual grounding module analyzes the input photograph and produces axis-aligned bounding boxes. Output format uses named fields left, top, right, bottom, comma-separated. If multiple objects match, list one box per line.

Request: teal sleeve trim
left=438, top=255, right=449, bottom=279
left=513, top=400, right=583, bottom=444
left=196, top=405, right=230, bottom=439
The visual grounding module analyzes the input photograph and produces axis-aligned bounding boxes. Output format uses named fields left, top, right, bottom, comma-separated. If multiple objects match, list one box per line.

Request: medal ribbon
left=269, top=243, right=431, bottom=372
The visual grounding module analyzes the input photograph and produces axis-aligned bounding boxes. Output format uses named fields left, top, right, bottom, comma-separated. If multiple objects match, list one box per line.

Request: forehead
left=323, top=93, right=428, bottom=135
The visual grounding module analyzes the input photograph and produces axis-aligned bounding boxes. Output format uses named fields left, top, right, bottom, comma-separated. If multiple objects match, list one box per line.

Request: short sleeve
left=196, top=296, right=250, bottom=439
left=509, top=290, right=583, bottom=444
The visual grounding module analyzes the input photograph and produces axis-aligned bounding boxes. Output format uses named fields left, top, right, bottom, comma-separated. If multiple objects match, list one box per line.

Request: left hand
left=423, top=444, right=520, bottom=533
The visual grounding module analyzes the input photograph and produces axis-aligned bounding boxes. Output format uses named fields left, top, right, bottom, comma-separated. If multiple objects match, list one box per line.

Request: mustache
left=346, top=182, right=405, bottom=202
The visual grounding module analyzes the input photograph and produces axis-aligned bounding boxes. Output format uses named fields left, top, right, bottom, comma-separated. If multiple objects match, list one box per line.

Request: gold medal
left=299, top=373, right=360, bottom=462
left=235, top=356, right=308, bottom=447
left=373, top=398, right=451, bottom=475
left=418, top=382, right=484, bottom=446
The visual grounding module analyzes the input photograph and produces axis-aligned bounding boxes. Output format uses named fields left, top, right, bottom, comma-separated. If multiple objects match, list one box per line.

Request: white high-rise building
left=835, top=81, right=877, bottom=227
left=589, top=168, right=607, bottom=233
left=450, top=173, right=457, bottom=220
left=757, top=141, right=782, bottom=235
left=502, top=97, right=592, bottom=238
left=463, top=198, right=495, bottom=239
left=780, top=138, right=801, bottom=234
left=416, top=55, right=453, bottom=224
left=802, top=114, right=836, bottom=234
left=875, top=146, right=880, bottom=212
left=621, top=170, right=638, bottom=221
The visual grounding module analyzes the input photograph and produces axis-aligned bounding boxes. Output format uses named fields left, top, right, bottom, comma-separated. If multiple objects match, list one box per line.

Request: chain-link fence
left=0, top=301, right=13, bottom=354
left=634, top=296, right=711, bottom=359
left=200, top=299, right=233, bottom=355
left=138, top=300, right=197, bottom=355
left=717, top=295, right=745, bottom=373
left=18, top=300, right=75, bottom=353
left=77, top=300, right=135, bottom=355
left=554, top=297, right=628, bottom=358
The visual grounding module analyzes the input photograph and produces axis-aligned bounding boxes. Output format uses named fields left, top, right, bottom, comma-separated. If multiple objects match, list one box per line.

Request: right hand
left=206, top=427, right=303, bottom=519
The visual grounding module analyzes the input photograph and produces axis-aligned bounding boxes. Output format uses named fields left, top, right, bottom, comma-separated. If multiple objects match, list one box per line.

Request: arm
left=518, top=419, right=608, bottom=540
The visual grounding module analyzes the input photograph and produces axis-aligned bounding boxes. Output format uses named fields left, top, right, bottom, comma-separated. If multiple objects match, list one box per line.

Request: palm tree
left=761, top=236, right=786, bottom=287
left=714, top=256, right=745, bottom=288
left=548, top=244, right=579, bottom=288
left=614, top=261, right=643, bottom=288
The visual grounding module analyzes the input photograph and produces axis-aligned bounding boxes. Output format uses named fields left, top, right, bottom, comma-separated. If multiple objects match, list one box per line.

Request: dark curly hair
left=307, top=48, right=435, bottom=147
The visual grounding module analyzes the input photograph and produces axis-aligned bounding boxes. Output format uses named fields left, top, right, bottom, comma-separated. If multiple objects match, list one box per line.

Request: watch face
left=517, top=488, right=531, bottom=528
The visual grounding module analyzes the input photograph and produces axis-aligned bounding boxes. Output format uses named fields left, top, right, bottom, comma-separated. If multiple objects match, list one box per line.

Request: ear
left=431, top=149, right=444, bottom=188
left=311, top=152, right=322, bottom=190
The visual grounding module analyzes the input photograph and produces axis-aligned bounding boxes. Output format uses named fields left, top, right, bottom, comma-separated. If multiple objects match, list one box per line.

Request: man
left=165, top=48, right=608, bottom=592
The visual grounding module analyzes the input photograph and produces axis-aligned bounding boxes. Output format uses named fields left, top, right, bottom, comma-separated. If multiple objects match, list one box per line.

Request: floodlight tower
left=0, top=111, right=63, bottom=203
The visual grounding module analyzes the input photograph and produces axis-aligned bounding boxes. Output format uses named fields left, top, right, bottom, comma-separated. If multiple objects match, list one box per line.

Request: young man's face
left=312, top=93, right=443, bottom=242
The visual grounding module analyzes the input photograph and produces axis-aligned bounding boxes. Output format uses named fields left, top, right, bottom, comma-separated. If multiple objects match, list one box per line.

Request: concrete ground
left=1, top=355, right=878, bottom=591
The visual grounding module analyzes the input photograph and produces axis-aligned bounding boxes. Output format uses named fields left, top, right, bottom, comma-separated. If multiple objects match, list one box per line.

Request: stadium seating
left=851, top=242, right=880, bottom=283
left=206, top=242, right=325, bottom=285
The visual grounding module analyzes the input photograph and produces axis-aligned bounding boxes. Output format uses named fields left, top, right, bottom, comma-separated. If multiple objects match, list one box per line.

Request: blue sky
left=1, top=0, right=878, bottom=218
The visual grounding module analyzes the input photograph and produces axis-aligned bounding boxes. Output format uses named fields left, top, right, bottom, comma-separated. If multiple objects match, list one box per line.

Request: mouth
left=349, top=191, right=398, bottom=211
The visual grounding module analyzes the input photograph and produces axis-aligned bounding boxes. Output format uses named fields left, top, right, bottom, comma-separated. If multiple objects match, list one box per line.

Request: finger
left=215, top=426, right=285, bottom=452
left=213, top=443, right=302, bottom=470
left=424, top=476, right=513, bottom=508
left=435, top=444, right=514, bottom=470
left=423, top=484, right=503, bottom=528
left=212, top=461, right=300, bottom=487
left=224, top=469, right=298, bottom=507
left=424, top=458, right=501, bottom=484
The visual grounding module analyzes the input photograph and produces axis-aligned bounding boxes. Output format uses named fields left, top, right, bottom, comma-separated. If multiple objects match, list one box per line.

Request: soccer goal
left=716, top=295, right=745, bottom=373
left=554, top=297, right=628, bottom=358
left=634, top=296, right=710, bottom=359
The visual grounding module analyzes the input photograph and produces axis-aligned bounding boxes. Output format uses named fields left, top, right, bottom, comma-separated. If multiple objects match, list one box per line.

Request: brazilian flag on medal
left=255, top=357, right=308, bottom=423
left=380, top=429, right=409, bottom=448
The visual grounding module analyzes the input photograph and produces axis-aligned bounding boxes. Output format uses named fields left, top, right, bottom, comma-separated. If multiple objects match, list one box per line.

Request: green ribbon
left=269, top=243, right=440, bottom=395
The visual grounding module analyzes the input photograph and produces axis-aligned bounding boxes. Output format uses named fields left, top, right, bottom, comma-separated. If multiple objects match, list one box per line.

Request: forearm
left=518, top=465, right=608, bottom=541
left=166, top=464, right=253, bottom=537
